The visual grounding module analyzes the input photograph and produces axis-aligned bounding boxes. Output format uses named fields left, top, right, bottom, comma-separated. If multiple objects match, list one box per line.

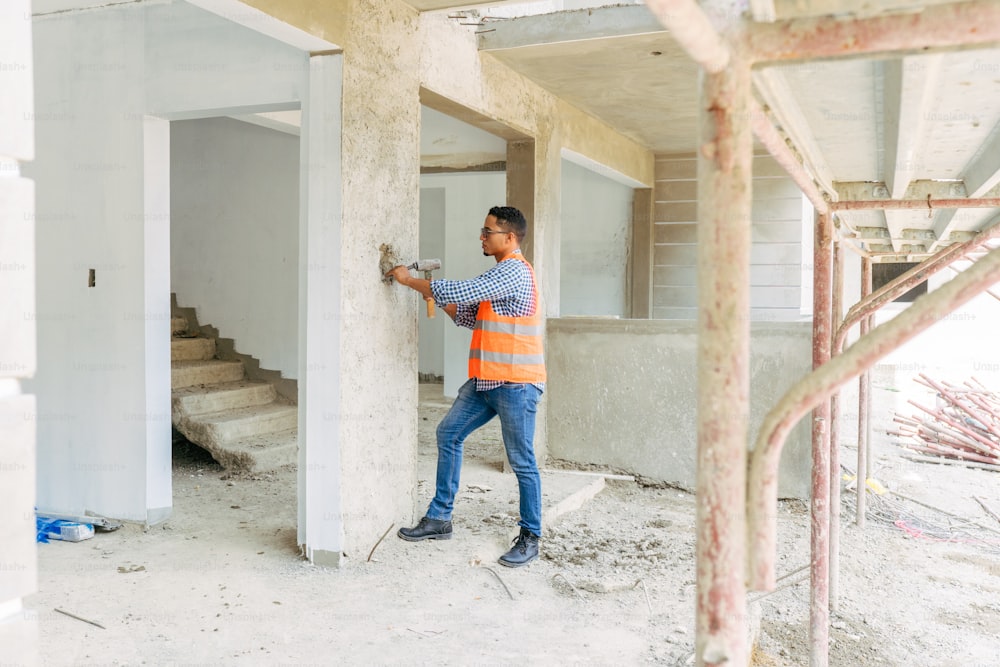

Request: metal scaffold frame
left=643, top=1, right=1000, bottom=664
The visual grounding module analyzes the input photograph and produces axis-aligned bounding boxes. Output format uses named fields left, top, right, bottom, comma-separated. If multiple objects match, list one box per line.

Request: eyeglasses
left=480, top=227, right=509, bottom=236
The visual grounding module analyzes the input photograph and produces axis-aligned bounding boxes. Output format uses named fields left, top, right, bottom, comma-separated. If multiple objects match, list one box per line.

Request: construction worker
left=386, top=205, right=545, bottom=568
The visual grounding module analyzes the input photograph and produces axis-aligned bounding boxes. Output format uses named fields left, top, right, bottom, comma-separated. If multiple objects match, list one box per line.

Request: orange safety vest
left=468, top=254, right=546, bottom=383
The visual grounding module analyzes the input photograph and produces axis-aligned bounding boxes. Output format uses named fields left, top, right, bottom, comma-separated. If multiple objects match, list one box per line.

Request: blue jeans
left=426, top=379, right=543, bottom=536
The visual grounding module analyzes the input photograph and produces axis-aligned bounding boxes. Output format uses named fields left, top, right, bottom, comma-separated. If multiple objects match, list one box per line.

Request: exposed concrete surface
left=171, top=315, right=298, bottom=473
left=25, top=379, right=1000, bottom=666
left=330, top=0, right=422, bottom=560
left=546, top=318, right=813, bottom=499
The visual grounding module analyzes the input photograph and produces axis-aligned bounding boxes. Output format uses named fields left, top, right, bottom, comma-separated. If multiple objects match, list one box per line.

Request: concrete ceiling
left=34, top=0, right=1000, bottom=262
left=418, top=0, right=1000, bottom=262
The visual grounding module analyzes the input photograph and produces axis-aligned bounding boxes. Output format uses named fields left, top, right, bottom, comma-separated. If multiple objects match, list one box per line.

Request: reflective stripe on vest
left=468, top=254, right=546, bottom=383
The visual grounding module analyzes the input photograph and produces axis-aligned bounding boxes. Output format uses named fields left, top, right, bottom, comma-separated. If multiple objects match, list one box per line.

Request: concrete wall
left=331, top=0, right=422, bottom=560
left=171, top=117, right=299, bottom=379
left=0, top=0, right=38, bottom=657
left=24, top=2, right=308, bottom=524
left=216, top=0, right=656, bottom=556
left=560, top=159, right=633, bottom=317
left=547, top=318, right=813, bottom=499
left=654, top=153, right=807, bottom=321
left=25, top=7, right=172, bottom=523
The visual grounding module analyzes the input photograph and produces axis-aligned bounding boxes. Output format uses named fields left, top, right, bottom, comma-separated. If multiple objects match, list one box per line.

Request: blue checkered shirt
left=429, top=250, right=545, bottom=392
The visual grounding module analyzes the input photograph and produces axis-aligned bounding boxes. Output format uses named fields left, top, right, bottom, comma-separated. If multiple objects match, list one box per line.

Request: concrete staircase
left=170, top=315, right=298, bottom=472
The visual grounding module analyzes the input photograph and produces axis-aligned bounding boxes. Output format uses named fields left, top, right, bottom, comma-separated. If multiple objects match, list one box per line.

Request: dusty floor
left=27, top=383, right=1000, bottom=666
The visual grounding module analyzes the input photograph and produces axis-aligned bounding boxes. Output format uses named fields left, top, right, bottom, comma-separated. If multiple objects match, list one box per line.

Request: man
left=386, top=205, right=545, bottom=568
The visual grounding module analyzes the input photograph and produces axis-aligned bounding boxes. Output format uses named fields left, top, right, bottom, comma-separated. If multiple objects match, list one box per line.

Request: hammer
left=407, top=258, right=442, bottom=318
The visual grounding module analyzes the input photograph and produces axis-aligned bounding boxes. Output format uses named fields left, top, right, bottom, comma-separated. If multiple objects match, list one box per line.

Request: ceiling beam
left=753, top=68, right=837, bottom=197
left=835, top=179, right=968, bottom=202
left=746, top=0, right=1000, bottom=64
left=881, top=55, right=944, bottom=199
left=478, top=5, right=666, bottom=52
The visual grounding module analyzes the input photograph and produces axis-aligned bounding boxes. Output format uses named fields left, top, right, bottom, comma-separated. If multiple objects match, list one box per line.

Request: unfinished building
left=4, top=0, right=1000, bottom=664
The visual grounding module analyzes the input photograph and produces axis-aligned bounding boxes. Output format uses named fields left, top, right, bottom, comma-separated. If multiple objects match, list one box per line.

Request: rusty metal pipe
left=809, top=211, right=833, bottom=666
left=835, top=218, right=1000, bottom=355
left=693, top=60, right=754, bottom=667
left=828, top=240, right=844, bottom=612
left=856, top=256, right=872, bottom=528
left=748, top=245, right=1000, bottom=591
left=747, top=0, right=1000, bottom=64
left=750, top=101, right=830, bottom=216
left=644, top=0, right=731, bottom=73
left=832, top=198, right=1000, bottom=211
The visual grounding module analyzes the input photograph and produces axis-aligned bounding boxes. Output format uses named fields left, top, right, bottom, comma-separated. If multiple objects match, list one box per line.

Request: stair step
left=171, top=360, right=244, bottom=389
left=208, top=428, right=298, bottom=472
left=171, top=316, right=189, bottom=335
left=170, top=336, right=216, bottom=362
left=172, top=380, right=276, bottom=416
left=176, top=403, right=298, bottom=445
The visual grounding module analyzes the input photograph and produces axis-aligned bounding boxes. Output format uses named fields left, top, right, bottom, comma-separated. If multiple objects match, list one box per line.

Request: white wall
left=418, top=187, right=446, bottom=378
left=418, top=173, right=505, bottom=397
left=559, top=159, right=632, bottom=317
left=171, top=117, right=299, bottom=378
left=25, top=8, right=169, bottom=522
left=25, top=2, right=308, bottom=522
left=653, top=153, right=807, bottom=320
left=0, top=0, right=39, bottom=655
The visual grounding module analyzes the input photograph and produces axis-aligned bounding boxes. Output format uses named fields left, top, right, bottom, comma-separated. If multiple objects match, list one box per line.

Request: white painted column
left=142, top=117, right=172, bottom=522
left=0, top=0, right=38, bottom=660
left=297, top=53, right=345, bottom=566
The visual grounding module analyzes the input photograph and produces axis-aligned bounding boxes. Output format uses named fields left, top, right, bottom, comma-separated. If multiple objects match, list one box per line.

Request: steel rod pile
left=890, top=375, right=1000, bottom=469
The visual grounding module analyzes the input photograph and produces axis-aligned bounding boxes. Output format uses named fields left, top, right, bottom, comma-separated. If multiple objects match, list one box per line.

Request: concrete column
left=506, top=136, right=560, bottom=466
left=297, top=53, right=345, bottom=566
left=507, top=140, right=535, bottom=260
left=0, top=0, right=38, bottom=660
left=630, top=188, right=654, bottom=318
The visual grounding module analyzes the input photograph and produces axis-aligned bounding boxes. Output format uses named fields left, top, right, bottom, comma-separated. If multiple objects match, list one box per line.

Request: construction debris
left=889, top=375, right=1000, bottom=470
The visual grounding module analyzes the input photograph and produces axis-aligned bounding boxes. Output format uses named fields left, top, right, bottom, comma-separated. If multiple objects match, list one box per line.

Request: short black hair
left=489, top=205, right=527, bottom=242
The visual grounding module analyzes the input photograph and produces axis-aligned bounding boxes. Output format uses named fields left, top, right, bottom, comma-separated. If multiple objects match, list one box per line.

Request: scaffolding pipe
left=809, top=211, right=833, bottom=666
left=828, top=240, right=844, bottom=612
left=835, top=218, right=1000, bottom=355
left=645, top=0, right=731, bottom=72
left=749, top=101, right=830, bottom=216
left=747, top=0, right=1000, bottom=64
left=748, top=245, right=1000, bottom=591
left=832, top=197, right=1000, bottom=211
left=692, top=59, right=754, bottom=667
left=857, top=257, right=873, bottom=528
left=643, top=1, right=754, bottom=664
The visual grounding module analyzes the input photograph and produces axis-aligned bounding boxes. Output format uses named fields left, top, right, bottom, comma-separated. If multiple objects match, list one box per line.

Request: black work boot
left=398, top=517, right=453, bottom=542
left=498, top=527, right=539, bottom=567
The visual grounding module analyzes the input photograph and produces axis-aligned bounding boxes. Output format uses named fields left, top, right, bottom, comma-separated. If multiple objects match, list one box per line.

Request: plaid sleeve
left=453, top=304, right=477, bottom=329
left=429, top=259, right=527, bottom=306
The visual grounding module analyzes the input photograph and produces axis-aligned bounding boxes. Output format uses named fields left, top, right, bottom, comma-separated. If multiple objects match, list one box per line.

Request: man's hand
left=386, top=265, right=412, bottom=286
left=387, top=265, right=433, bottom=300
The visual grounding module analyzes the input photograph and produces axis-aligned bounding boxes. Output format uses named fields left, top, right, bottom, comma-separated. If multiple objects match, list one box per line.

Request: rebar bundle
left=889, top=374, right=1000, bottom=469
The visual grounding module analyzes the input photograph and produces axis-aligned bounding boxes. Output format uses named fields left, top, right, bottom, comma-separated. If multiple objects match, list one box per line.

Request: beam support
left=747, top=0, right=1000, bottom=64
left=856, top=256, right=873, bottom=529
left=748, top=243, right=1000, bottom=592
left=809, top=210, right=833, bottom=666
left=828, top=238, right=844, bottom=612
left=835, top=216, right=1000, bottom=355
left=694, top=59, right=753, bottom=667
